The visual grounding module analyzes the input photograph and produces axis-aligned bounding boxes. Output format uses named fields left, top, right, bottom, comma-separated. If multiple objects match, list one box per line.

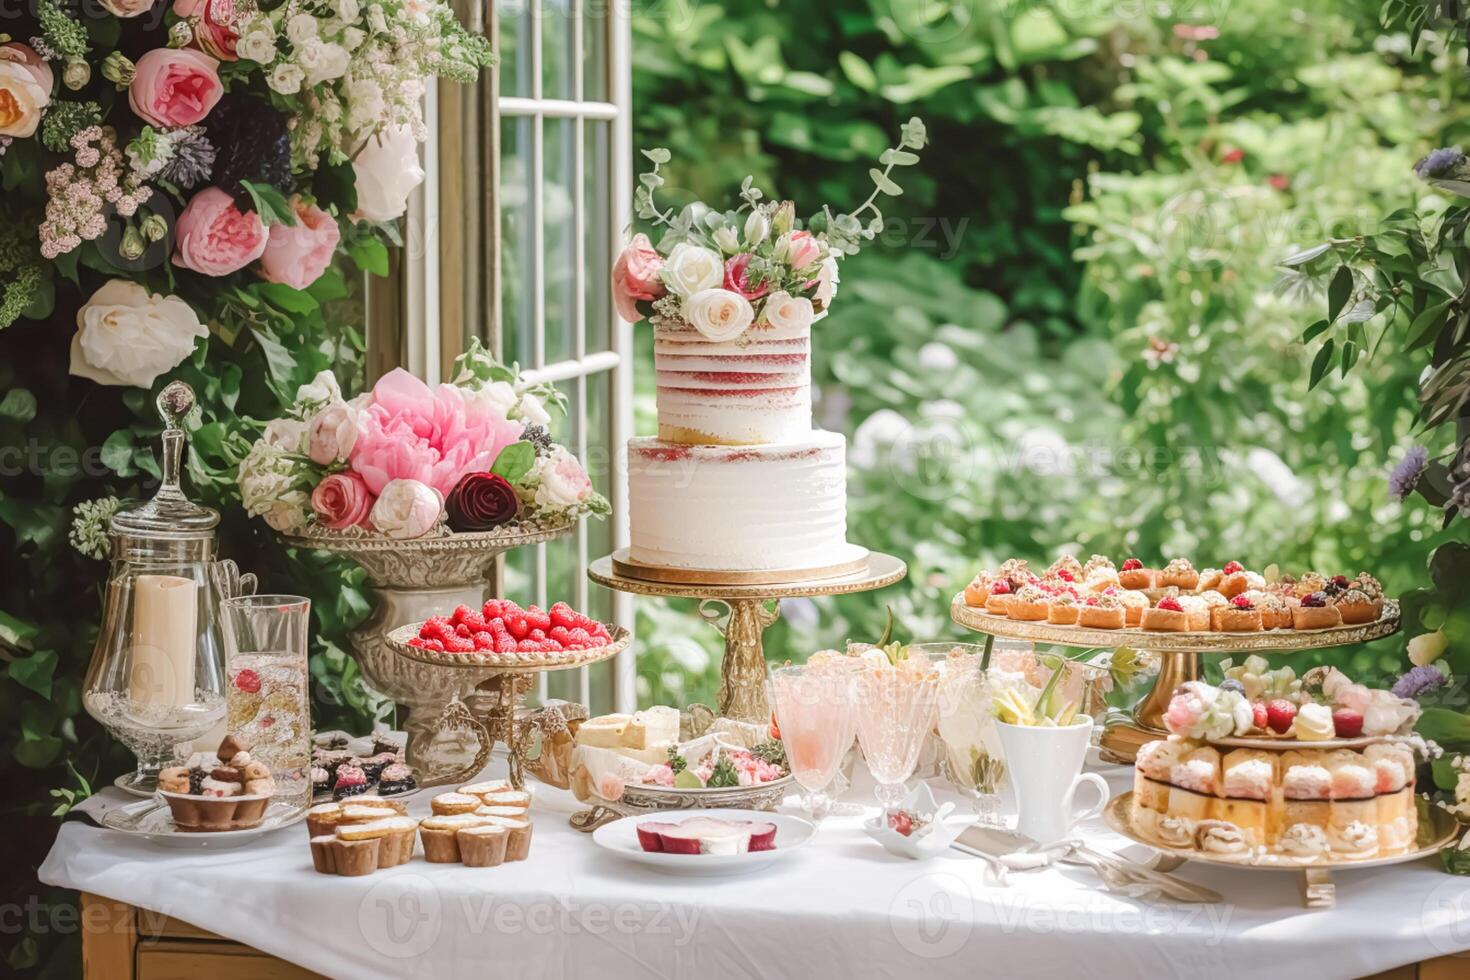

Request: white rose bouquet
left=610, top=118, right=927, bottom=342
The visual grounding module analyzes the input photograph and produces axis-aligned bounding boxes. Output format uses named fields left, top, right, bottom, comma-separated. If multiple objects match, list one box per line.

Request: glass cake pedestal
left=589, top=550, right=908, bottom=722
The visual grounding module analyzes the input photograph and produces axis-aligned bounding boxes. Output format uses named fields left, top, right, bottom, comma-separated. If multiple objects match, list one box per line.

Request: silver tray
left=570, top=775, right=795, bottom=831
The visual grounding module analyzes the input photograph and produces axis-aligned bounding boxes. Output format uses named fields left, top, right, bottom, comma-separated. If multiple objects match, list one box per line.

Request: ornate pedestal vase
left=285, top=521, right=571, bottom=774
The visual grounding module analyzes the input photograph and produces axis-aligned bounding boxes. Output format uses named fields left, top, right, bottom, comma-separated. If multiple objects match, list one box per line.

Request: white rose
left=761, top=290, right=814, bottom=332
left=262, top=418, right=309, bottom=454
left=341, top=27, right=365, bottom=51
left=351, top=124, right=425, bottom=223
left=370, top=479, right=442, bottom=539
left=237, top=31, right=277, bottom=65
left=307, top=402, right=360, bottom=465
left=517, top=394, right=552, bottom=427
left=366, top=4, right=389, bottom=32
left=813, top=257, right=840, bottom=313
left=336, top=0, right=361, bottom=21
left=661, top=243, right=723, bottom=298
left=261, top=493, right=310, bottom=533
left=69, top=281, right=208, bottom=389
left=712, top=226, right=740, bottom=254
left=744, top=210, right=769, bottom=246
left=297, top=39, right=350, bottom=84
left=682, top=288, right=753, bottom=343
left=532, top=448, right=593, bottom=511
left=268, top=62, right=305, bottom=95
left=296, top=369, right=342, bottom=407
left=286, top=13, right=319, bottom=46
left=0, top=59, right=50, bottom=139
left=465, top=380, right=518, bottom=417
left=239, top=441, right=308, bottom=531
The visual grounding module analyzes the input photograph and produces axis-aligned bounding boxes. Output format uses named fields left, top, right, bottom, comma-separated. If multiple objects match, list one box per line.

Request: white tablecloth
left=39, top=758, right=1470, bottom=980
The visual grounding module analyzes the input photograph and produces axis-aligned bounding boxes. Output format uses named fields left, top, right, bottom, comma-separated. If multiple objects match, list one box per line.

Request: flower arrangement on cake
left=239, top=341, right=609, bottom=538
left=611, top=117, right=928, bottom=340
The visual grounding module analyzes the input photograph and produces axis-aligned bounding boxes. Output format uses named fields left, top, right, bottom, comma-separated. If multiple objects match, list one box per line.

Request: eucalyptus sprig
left=811, top=117, right=929, bottom=256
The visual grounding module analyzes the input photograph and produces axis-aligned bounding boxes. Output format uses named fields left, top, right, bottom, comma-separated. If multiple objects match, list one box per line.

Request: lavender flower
left=1415, top=147, right=1466, bottom=179
left=1392, top=664, right=1447, bottom=699
left=1388, top=445, right=1428, bottom=501
left=157, top=126, right=217, bottom=191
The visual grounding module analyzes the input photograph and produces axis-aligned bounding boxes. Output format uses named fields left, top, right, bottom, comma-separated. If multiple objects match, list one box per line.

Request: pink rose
left=260, top=196, right=341, bottom=290
left=780, top=230, right=822, bottom=272
left=310, top=472, right=373, bottom=530
left=307, top=401, right=359, bottom=465
left=0, top=42, right=53, bottom=94
left=349, top=368, right=525, bottom=499
left=596, top=771, right=625, bottom=800
left=369, top=479, right=442, bottom=539
left=722, top=253, right=770, bottom=302
left=129, top=48, right=223, bottom=129
left=611, top=233, right=664, bottom=323
left=173, top=0, right=246, bottom=62
left=173, top=187, right=269, bottom=276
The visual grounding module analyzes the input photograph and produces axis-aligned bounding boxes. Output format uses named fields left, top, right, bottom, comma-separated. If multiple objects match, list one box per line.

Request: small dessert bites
left=1214, top=595, right=1263, bottom=632
left=1117, top=589, right=1149, bottom=627
left=1118, top=558, right=1154, bottom=591
left=963, top=573, right=993, bottom=608
left=1281, top=753, right=1332, bottom=831
left=1167, top=746, right=1220, bottom=824
left=1333, top=588, right=1378, bottom=625
left=1077, top=592, right=1125, bottom=629
left=457, top=824, right=511, bottom=867
left=1082, top=555, right=1119, bottom=593
left=1292, top=592, right=1342, bottom=630
left=1006, top=584, right=1050, bottom=622
left=1158, top=557, right=1199, bottom=591
left=1141, top=595, right=1190, bottom=632
left=1046, top=592, right=1080, bottom=625
left=984, top=581, right=1013, bottom=616
left=431, top=792, right=482, bottom=816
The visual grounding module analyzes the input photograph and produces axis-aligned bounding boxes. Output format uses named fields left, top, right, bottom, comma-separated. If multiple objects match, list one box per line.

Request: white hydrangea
left=238, top=441, right=310, bottom=533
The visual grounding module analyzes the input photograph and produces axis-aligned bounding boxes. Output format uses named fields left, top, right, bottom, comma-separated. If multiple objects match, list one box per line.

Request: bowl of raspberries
left=389, top=599, right=628, bottom=669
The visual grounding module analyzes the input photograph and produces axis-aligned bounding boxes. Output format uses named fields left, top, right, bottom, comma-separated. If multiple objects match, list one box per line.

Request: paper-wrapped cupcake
left=157, top=734, right=276, bottom=832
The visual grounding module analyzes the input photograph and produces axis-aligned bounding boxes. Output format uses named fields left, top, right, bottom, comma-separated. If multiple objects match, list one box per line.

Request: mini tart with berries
left=1196, top=567, right=1224, bottom=593
left=1158, top=557, right=1199, bottom=591
left=995, top=558, right=1035, bottom=591
left=1293, top=572, right=1328, bottom=599
left=1244, top=590, right=1292, bottom=630
left=1332, top=588, right=1379, bottom=625
left=1046, top=592, right=1080, bottom=625
left=1116, top=589, right=1150, bottom=626
left=1140, top=595, right=1190, bottom=632
left=984, top=580, right=1014, bottom=616
left=1046, top=554, right=1083, bottom=584
left=1082, top=555, right=1120, bottom=593
left=1118, top=558, right=1154, bottom=591
left=1077, top=592, right=1125, bottom=630
left=1217, top=561, right=1254, bottom=599
left=1007, top=584, right=1050, bottom=622
left=963, top=572, right=993, bottom=608
left=1175, top=594, right=1213, bottom=631
left=1214, top=595, right=1263, bottom=632
left=1291, top=591, right=1342, bottom=630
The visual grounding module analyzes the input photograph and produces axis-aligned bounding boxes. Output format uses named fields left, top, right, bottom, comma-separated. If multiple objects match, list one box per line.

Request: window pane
left=543, top=116, right=578, bottom=365
left=582, top=0, right=608, bottom=103
left=500, top=115, right=535, bottom=364
left=584, top=119, right=611, bottom=355
left=497, top=0, right=531, bottom=98
left=541, top=0, right=576, bottom=102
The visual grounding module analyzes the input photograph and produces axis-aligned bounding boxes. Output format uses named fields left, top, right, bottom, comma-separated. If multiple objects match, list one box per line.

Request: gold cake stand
left=384, top=623, right=630, bottom=790
left=950, top=596, right=1401, bottom=763
left=589, top=551, right=908, bottom=722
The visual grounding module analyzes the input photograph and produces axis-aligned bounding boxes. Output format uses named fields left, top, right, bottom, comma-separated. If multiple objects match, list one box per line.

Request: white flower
left=712, top=226, right=740, bottom=254
left=532, top=447, right=593, bottom=511
left=370, top=479, right=442, bottom=539
left=237, top=31, right=277, bottom=65
left=268, top=62, right=305, bottom=95
left=661, top=243, right=723, bottom=298
left=238, top=441, right=310, bottom=533
left=296, top=369, right=342, bottom=407
left=366, top=4, right=389, bottom=32
left=336, top=0, right=361, bottom=21
left=517, top=394, right=551, bottom=427
left=262, top=418, right=309, bottom=454
left=286, top=13, right=319, bottom=46
left=307, top=402, right=360, bottom=465
left=744, top=210, right=770, bottom=246
left=69, top=281, right=207, bottom=389
left=341, top=27, right=366, bottom=50
left=298, top=39, right=351, bottom=85
left=683, top=288, right=754, bottom=343
left=813, top=257, right=840, bottom=311
left=761, top=290, right=814, bottom=332
left=0, top=58, right=50, bottom=139
left=466, top=380, right=518, bottom=417
left=351, top=123, right=425, bottom=222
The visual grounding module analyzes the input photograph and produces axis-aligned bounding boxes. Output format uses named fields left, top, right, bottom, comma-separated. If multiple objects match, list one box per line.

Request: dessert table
left=41, top=756, right=1470, bottom=980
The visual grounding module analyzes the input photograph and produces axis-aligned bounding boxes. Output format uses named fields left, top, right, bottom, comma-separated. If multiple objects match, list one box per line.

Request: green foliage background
left=628, top=0, right=1467, bottom=707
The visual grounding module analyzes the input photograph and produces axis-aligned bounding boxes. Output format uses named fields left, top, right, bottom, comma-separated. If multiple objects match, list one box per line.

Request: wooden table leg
left=82, top=893, right=136, bottom=980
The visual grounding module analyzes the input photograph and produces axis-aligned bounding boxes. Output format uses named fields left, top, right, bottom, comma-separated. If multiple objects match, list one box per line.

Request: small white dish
left=863, top=782, right=975, bottom=860
left=591, top=807, right=815, bottom=877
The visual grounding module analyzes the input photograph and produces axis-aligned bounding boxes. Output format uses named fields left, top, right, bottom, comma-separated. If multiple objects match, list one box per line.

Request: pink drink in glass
left=769, top=664, right=855, bottom=823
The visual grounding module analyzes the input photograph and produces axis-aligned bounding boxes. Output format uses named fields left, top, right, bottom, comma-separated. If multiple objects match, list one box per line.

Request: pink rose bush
left=239, top=342, right=610, bottom=539
left=128, top=48, right=224, bottom=129
left=260, top=196, right=341, bottom=290
left=174, top=188, right=269, bottom=276
left=614, top=121, right=927, bottom=340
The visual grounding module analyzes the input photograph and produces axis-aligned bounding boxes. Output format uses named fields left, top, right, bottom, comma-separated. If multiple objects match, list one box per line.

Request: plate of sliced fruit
left=591, top=807, right=815, bottom=876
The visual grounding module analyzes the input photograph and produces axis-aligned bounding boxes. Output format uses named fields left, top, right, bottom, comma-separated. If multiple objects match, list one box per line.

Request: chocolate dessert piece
left=376, top=762, right=416, bottom=795
left=371, top=734, right=405, bottom=757
left=217, top=734, right=252, bottom=760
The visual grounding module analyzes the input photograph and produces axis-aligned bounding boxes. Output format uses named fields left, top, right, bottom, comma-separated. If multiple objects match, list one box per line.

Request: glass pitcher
left=82, top=381, right=257, bottom=795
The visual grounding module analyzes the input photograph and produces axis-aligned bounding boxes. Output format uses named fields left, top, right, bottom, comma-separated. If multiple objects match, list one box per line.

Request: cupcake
left=1332, top=588, right=1378, bottom=625
left=306, top=801, right=343, bottom=838
left=460, top=779, right=513, bottom=800
left=1214, top=595, right=1263, bottom=632
left=1158, top=557, right=1200, bottom=591
left=1292, top=592, right=1342, bottom=630
left=337, top=816, right=418, bottom=867
left=1046, top=592, right=1080, bottom=625
left=483, top=815, right=533, bottom=861
left=421, top=813, right=490, bottom=862
left=457, top=824, right=511, bottom=867
left=1006, top=584, right=1050, bottom=622
left=481, top=790, right=532, bottom=811
left=1118, top=558, right=1154, bottom=591
left=1140, top=595, right=1190, bottom=632
left=1077, top=592, right=1125, bottom=629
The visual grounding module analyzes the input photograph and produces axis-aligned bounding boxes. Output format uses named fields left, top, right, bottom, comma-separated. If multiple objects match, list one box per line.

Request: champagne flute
left=854, top=659, right=939, bottom=811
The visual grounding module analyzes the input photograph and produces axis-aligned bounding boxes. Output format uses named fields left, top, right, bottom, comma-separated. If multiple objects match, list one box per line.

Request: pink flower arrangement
left=128, top=48, right=224, bottom=129
left=259, top=196, right=341, bottom=290
left=610, top=233, right=664, bottom=323
left=349, top=369, right=526, bottom=499
left=174, top=188, right=269, bottom=276
left=722, top=253, right=769, bottom=302
left=310, top=473, right=373, bottom=530
left=174, top=0, right=245, bottom=61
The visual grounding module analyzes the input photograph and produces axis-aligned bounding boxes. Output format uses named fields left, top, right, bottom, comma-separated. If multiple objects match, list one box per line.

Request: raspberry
left=446, top=637, right=476, bottom=654
left=421, top=639, right=445, bottom=652
left=524, top=605, right=551, bottom=631
left=1157, top=596, right=1183, bottom=612
left=528, top=628, right=547, bottom=643
left=1231, top=595, right=1253, bottom=609
left=483, top=599, right=510, bottom=619
left=990, top=580, right=1011, bottom=595
left=451, top=604, right=477, bottom=625
left=1266, top=699, right=1297, bottom=734
left=506, top=617, right=530, bottom=640
left=234, top=668, right=261, bottom=694
left=420, top=616, right=453, bottom=640
left=549, top=602, right=579, bottom=629
left=1301, top=591, right=1328, bottom=608
left=1222, top=561, right=1244, bottom=575
left=549, top=626, right=572, bottom=645
left=1056, top=569, right=1075, bottom=582
left=407, top=639, right=425, bottom=649
left=1251, top=702, right=1268, bottom=731
left=472, top=631, right=495, bottom=650
left=1121, top=558, right=1143, bottom=571
left=455, top=623, right=473, bottom=638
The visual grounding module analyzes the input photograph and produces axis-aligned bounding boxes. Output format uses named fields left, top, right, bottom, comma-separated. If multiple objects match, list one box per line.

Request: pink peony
left=781, top=230, right=821, bottom=272
left=259, top=196, right=341, bottom=290
left=307, top=401, right=359, bottom=465
left=310, top=472, right=374, bottom=530
left=173, top=187, right=269, bottom=276
left=129, top=47, right=223, bottom=128
left=369, top=479, right=442, bottom=539
left=722, top=253, right=770, bottom=302
left=349, top=369, right=526, bottom=499
left=611, top=233, right=664, bottom=323
left=173, top=0, right=245, bottom=61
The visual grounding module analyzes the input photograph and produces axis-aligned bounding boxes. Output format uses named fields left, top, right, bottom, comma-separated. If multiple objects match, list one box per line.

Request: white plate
left=591, top=807, right=815, bottom=876
left=100, top=798, right=307, bottom=848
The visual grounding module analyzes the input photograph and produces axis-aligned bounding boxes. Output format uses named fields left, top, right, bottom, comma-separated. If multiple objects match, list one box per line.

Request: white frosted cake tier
left=653, top=319, right=811, bottom=446
left=627, top=431, right=855, bottom=572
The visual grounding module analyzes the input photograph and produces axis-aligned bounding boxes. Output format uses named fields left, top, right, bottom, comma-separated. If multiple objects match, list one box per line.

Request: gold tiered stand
left=949, top=595, right=1401, bottom=762
left=590, top=551, right=907, bottom=722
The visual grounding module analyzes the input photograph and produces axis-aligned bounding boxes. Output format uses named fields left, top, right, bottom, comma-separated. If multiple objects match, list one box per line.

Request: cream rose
left=352, top=124, right=425, bottom=223
left=69, top=280, right=208, bottom=389
left=370, top=478, right=442, bottom=538
left=307, top=402, right=360, bottom=465
left=262, top=418, right=309, bottom=454
left=532, top=447, right=593, bottom=511
left=812, top=256, right=840, bottom=313
left=683, top=288, right=753, bottom=343
left=466, top=380, right=519, bottom=417
left=0, top=50, right=51, bottom=139
left=517, top=394, right=552, bottom=427
left=660, top=242, right=723, bottom=298
left=296, top=369, right=342, bottom=407
left=761, top=290, right=814, bottom=332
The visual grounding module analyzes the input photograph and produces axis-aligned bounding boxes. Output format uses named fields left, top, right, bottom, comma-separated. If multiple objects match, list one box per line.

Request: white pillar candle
left=129, top=574, right=197, bottom=708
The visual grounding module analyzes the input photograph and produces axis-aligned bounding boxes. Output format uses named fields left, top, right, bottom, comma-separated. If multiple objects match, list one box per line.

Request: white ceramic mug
left=994, top=718, right=1109, bottom=844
